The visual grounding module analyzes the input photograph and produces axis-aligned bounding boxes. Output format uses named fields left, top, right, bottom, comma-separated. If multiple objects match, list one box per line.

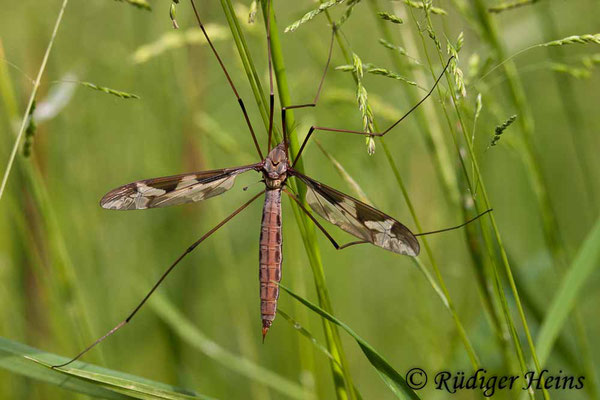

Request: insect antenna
left=189, top=0, right=263, bottom=160
left=414, top=209, right=493, bottom=237
left=51, top=191, right=264, bottom=369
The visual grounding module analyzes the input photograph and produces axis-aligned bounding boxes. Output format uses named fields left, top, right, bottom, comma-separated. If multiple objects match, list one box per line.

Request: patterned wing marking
left=291, top=170, right=419, bottom=256
left=100, top=164, right=261, bottom=210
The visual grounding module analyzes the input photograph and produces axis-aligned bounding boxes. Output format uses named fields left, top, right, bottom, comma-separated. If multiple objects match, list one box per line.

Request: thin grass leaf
left=535, top=218, right=600, bottom=365
left=79, top=82, right=140, bottom=99
left=113, top=0, right=152, bottom=11
left=279, top=309, right=339, bottom=367
left=0, top=336, right=211, bottom=400
left=315, top=140, right=371, bottom=203
left=377, top=11, right=403, bottom=24
left=194, top=112, right=254, bottom=161
left=0, top=0, right=68, bottom=201
left=403, top=0, right=447, bottom=15
left=284, top=0, right=347, bottom=32
left=279, top=283, right=420, bottom=400
left=279, top=310, right=365, bottom=400
left=149, top=293, right=314, bottom=400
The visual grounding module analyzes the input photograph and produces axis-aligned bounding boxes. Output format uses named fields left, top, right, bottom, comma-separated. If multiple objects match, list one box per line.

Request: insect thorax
left=263, top=143, right=288, bottom=189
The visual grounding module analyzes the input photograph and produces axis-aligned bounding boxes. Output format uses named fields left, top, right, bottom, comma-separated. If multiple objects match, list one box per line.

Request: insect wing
left=291, top=170, right=419, bottom=256
left=101, top=164, right=261, bottom=210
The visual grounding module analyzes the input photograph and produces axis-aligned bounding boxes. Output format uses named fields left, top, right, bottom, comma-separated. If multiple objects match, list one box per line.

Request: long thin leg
left=189, top=0, right=263, bottom=160
left=291, top=57, right=454, bottom=168
left=283, top=29, right=336, bottom=112
left=283, top=188, right=368, bottom=250
left=414, top=209, right=493, bottom=237
left=265, top=0, right=275, bottom=152
left=52, top=190, right=264, bottom=369
left=282, top=29, right=336, bottom=159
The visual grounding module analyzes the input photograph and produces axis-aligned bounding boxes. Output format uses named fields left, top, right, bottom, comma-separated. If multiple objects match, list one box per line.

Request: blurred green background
left=1, top=0, right=600, bottom=399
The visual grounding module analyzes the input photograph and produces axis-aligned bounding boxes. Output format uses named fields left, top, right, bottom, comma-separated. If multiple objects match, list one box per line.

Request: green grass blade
left=278, top=309, right=339, bottom=367
left=279, top=284, right=420, bottom=400
left=0, top=337, right=211, bottom=400
left=0, top=0, right=68, bottom=201
left=149, top=293, right=314, bottom=400
left=278, top=310, right=365, bottom=400
left=535, top=217, right=600, bottom=364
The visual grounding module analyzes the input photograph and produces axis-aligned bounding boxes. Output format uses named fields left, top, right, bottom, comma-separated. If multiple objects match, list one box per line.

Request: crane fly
left=53, top=0, right=489, bottom=368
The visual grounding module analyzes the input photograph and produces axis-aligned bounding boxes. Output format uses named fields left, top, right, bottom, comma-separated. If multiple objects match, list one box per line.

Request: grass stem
left=0, top=0, right=69, bottom=201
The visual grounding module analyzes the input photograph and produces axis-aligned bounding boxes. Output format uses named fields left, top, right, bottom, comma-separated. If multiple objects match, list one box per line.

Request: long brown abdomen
left=259, top=189, right=282, bottom=340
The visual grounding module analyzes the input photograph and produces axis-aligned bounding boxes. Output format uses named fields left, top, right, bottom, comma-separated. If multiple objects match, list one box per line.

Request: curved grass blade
left=535, top=217, right=600, bottom=365
left=278, top=310, right=365, bottom=400
left=0, top=0, right=68, bottom=201
left=278, top=284, right=420, bottom=400
left=279, top=309, right=338, bottom=366
left=149, top=293, right=314, bottom=400
left=0, top=337, right=210, bottom=400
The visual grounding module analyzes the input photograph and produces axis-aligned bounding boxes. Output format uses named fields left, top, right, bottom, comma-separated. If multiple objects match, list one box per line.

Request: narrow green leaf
left=0, top=337, right=210, bottom=400
left=314, top=140, right=371, bottom=204
left=149, top=293, right=314, bottom=400
left=278, top=310, right=365, bottom=400
left=278, top=284, right=420, bottom=400
left=535, top=217, right=600, bottom=364
left=278, top=309, right=340, bottom=367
